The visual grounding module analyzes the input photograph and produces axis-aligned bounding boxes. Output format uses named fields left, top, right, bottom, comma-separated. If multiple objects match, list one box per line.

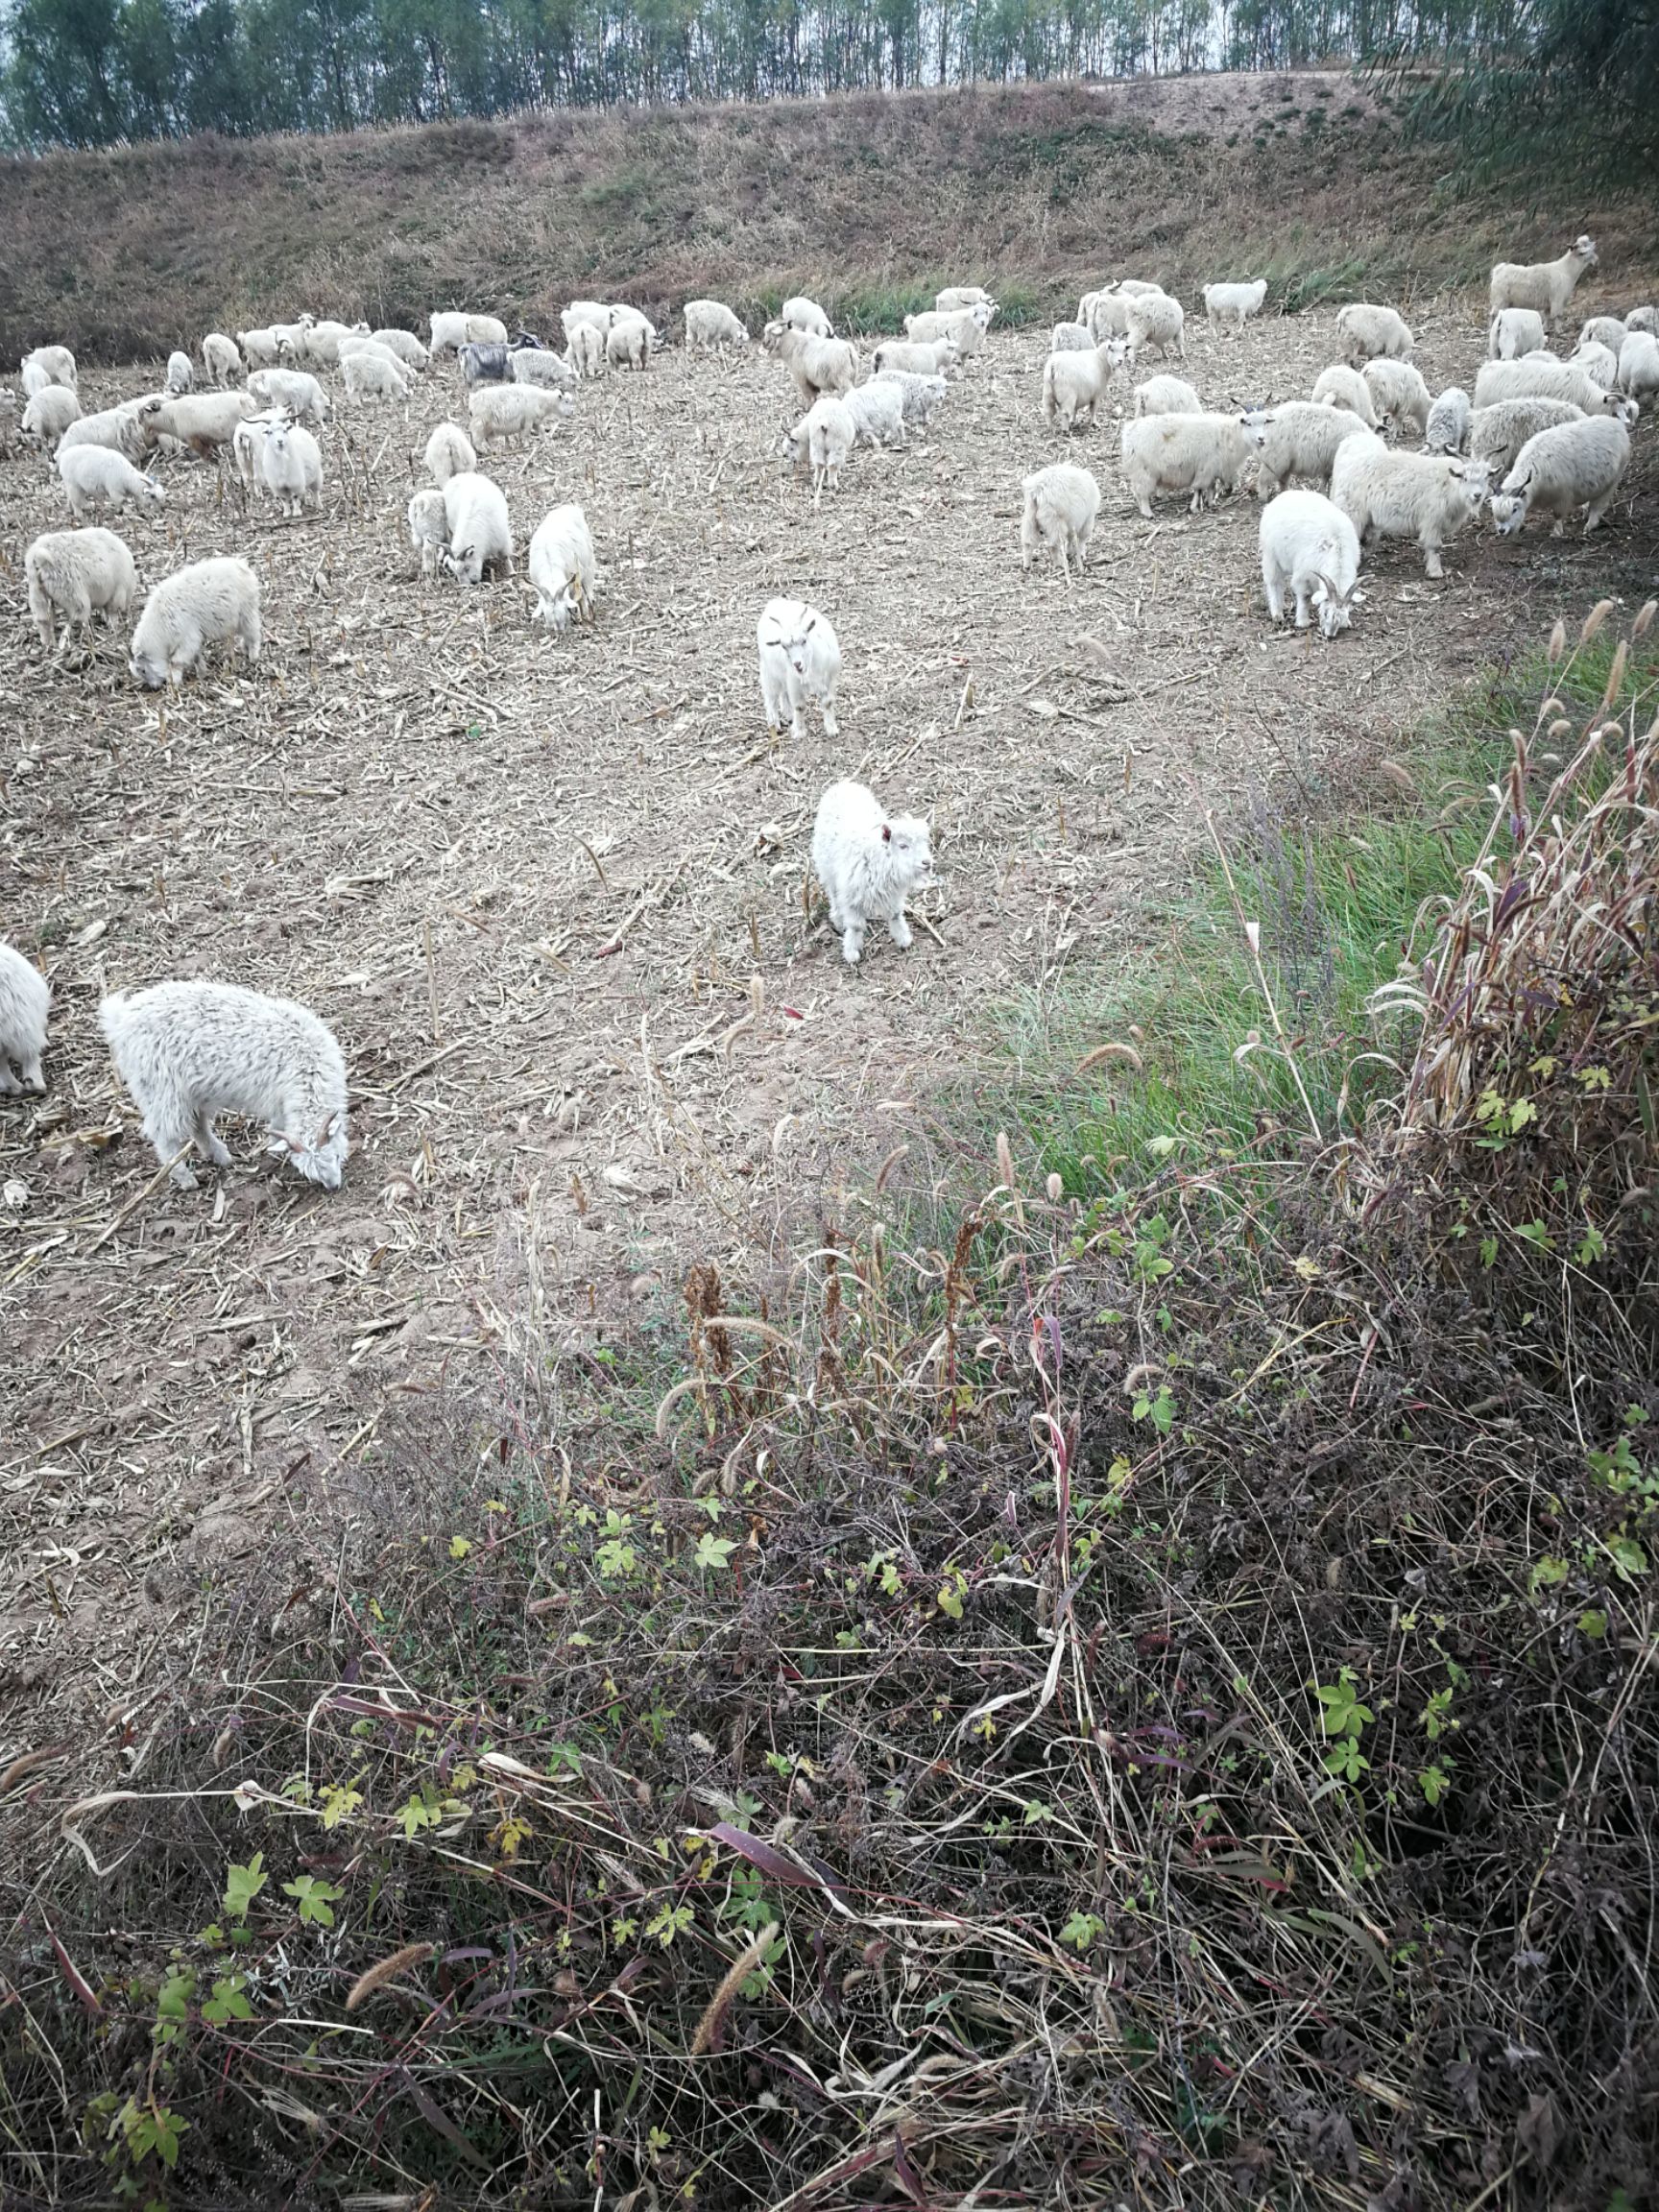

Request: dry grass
left=3, top=75, right=1656, bottom=361
left=3, top=1140, right=1656, bottom=2205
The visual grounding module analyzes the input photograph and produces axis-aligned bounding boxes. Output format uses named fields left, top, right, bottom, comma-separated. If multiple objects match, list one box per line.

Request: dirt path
left=3, top=294, right=1652, bottom=1717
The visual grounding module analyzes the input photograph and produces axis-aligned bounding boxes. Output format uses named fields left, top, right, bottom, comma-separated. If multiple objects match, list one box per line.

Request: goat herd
left=1, top=236, right=1653, bottom=1200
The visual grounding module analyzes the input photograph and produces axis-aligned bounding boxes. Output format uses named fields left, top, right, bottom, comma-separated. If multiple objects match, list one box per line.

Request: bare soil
left=3, top=286, right=1657, bottom=1727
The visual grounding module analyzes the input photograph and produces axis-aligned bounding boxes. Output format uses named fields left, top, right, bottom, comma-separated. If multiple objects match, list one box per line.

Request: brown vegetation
left=2, top=74, right=1654, bottom=361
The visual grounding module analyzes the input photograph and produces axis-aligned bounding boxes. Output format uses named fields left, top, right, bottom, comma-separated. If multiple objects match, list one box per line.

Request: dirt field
left=3, top=289, right=1657, bottom=1719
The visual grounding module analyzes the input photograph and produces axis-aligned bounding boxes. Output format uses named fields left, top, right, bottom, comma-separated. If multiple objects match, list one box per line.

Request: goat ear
left=802, top=616, right=816, bottom=636
left=881, top=823, right=892, bottom=843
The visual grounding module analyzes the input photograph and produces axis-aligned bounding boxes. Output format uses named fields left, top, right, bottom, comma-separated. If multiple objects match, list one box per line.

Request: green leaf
left=1528, top=1554, right=1571, bottom=1597
left=320, top=1781, right=364, bottom=1831
left=223, top=1853, right=268, bottom=1923
left=282, top=1875, right=343, bottom=1928
left=1059, top=1911, right=1105, bottom=1952
left=201, top=1973, right=253, bottom=2025
left=1606, top=1535, right=1648, bottom=1581
left=644, top=1901, right=694, bottom=1946
left=1577, top=1609, right=1608, bottom=1641
left=693, top=1532, right=738, bottom=1574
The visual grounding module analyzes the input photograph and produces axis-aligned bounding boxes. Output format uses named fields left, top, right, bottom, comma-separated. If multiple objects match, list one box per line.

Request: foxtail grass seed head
left=345, top=1942, right=434, bottom=2012
left=1550, top=719, right=1573, bottom=740
left=1075, top=1041, right=1144, bottom=1075
left=1582, top=598, right=1615, bottom=643
left=1548, top=618, right=1567, bottom=661
left=1602, top=638, right=1628, bottom=708
left=1635, top=599, right=1656, bottom=638
left=996, top=1130, right=1015, bottom=1190
left=1046, top=1172, right=1063, bottom=1204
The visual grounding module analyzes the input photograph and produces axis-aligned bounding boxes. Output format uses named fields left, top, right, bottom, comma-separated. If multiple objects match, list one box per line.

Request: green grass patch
left=979, top=635, right=1651, bottom=1198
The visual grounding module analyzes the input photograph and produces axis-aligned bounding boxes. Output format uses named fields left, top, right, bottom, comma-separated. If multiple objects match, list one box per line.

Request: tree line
left=0, top=0, right=1649, bottom=179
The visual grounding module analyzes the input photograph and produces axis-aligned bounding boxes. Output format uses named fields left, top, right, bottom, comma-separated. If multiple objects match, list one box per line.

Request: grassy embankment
left=3, top=75, right=1655, bottom=359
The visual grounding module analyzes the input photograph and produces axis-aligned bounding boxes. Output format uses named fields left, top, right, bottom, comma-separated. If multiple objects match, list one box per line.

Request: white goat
left=870, top=336, right=956, bottom=380
left=1121, top=413, right=1249, bottom=517
left=781, top=395, right=855, bottom=507
left=1489, top=308, right=1548, bottom=360
left=936, top=286, right=995, bottom=313
left=22, top=387, right=82, bottom=445
left=440, top=471, right=514, bottom=585
left=1041, top=340, right=1126, bottom=433
left=1468, top=397, right=1586, bottom=477
left=1244, top=401, right=1373, bottom=498
left=1473, top=358, right=1638, bottom=419
left=685, top=300, right=749, bottom=352
left=1259, top=489, right=1363, bottom=639
left=165, top=349, right=193, bottom=394
left=430, top=311, right=508, bottom=355
left=247, top=368, right=328, bottom=425
left=765, top=322, right=860, bottom=404
left=1134, top=374, right=1201, bottom=417
left=129, top=557, right=262, bottom=686
left=343, top=347, right=412, bottom=405
left=203, top=332, right=244, bottom=386
left=840, top=380, right=907, bottom=449
left=757, top=598, right=840, bottom=740
left=237, top=326, right=284, bottom=369
left=58, top=445, right=166, bottom=524
left=100, top=981, right=348, bottom=1191
left=1020, top=463, right=1099, bottom=585
left=373, top=328, right=429, bottom=369
left=1123, top=288, right=1186, bottom=361
left=0, top=943, right=49, bottom=1093
left=1423, top=387, right=1472, bottom=455
left=1490, top=235, right=1597, bottom=325
left=1568, top=340, right=1620, bottom=390
left=151, top=392, right=258, bottom=457
left=568, top=324, right=606, bottom=378
left=259, top=420, right=323, bottom=516
left=607, top=319, right=651, bottom=371
left=1330, top=435, right=1488, bottom=579
left=1204, top=279, right=1266, bottom=333
left=872, top=369, right=950, bottom=425
left=1050, top=321, right=1095, bottom=353
left=1362, top=358, right=1432, bottom=438
left=528, top=503, right=596, bottom=631
left=811, top=781, right=935, bottom=967
left=407, top=488, right=449, bottom=577
left=21, top=345, right=77, bottom=396
left=1335, top=303, right=1412, bottom=363
left=1490, top=417, right=1630, bottom=539
left=424, top=422, right=477, bottom=484
left=1617, top=332, right=1659, bottom=404
left=1577, top=315, right=1627, bottom=355
left=468, top=382, right=571, bottom=449
left=781, top=297, right=832, bottom=336
left=1310, top=364, right=1379, bottom=426
left=511, top=348, right=577, bottom=391
left=59, top=397, right=165, bottom=466
left=25, top=527, right=137, bottom=652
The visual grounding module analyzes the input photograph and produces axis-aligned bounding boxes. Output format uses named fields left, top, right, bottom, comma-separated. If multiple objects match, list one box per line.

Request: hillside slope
left=2, top=73, right=1652, bottom=360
